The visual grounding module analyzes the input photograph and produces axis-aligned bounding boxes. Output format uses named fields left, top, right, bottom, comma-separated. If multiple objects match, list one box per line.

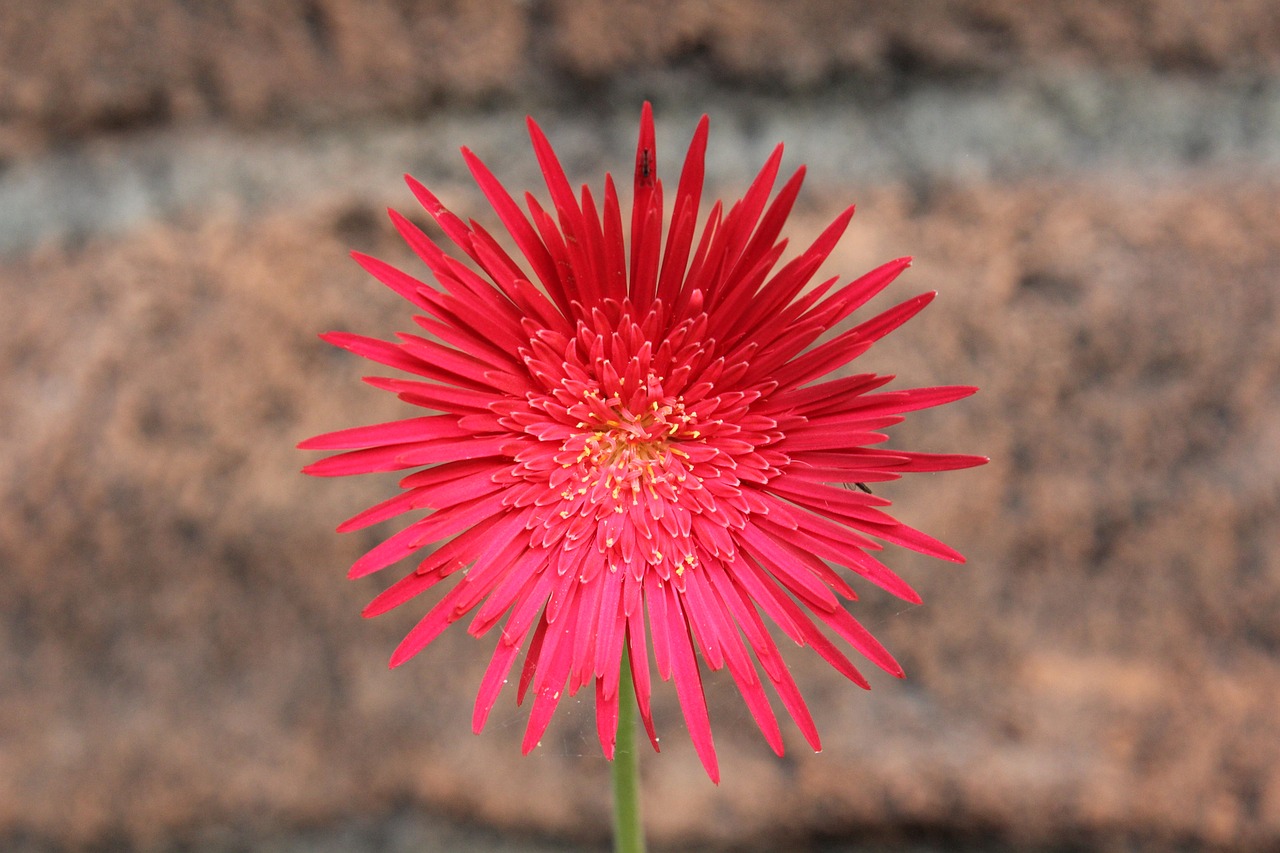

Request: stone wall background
left=2, top=2, right=1279, bottom=851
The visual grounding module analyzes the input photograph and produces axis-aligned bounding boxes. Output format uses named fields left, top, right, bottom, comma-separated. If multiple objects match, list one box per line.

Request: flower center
left=504, top=304, right=776, bottom=580
left=575, top=396, right=695, bottom=503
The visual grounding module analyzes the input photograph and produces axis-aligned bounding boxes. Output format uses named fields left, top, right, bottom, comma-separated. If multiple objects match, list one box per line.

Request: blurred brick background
left=2, top=2, right=1279, bottom=851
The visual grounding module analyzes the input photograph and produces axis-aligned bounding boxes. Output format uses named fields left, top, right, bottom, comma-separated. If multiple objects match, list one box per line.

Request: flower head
left=300, top=104, right=986, bottom=782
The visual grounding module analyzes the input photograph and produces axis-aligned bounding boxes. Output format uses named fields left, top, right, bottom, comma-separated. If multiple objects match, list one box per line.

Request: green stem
left=612, top=661, right=646, bottom=853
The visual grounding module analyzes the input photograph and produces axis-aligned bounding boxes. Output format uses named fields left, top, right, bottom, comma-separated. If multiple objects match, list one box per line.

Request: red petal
left=299, top=415, right=468, bottom=451
left=594, top=675, right=620, bottom=761
left=473, top=632, right=526, bottom=733
left=661, top=582, right=719, bottom=783
left=461, top=147, right=568, bottom=315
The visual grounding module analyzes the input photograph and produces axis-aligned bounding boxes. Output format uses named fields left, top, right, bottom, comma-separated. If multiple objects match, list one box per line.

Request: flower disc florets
left=300, top=103, right=986, bottom=782
left=504, top=299, right=778, bottom=586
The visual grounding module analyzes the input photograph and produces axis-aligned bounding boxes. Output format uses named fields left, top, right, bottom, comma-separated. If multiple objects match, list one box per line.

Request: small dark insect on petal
left=842, top=482, right=873, bottom=493
left=638, top=148, right=653, bottom=185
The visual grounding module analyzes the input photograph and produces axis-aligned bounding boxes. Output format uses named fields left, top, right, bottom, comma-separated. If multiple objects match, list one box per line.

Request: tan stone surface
left=6, top=1, right=1280, bottom=156
left=0, top=0, right=529, bottom=155
left=1, top=169, right=1277, bottom=848
left=548, top=0, right=1280, bottom=82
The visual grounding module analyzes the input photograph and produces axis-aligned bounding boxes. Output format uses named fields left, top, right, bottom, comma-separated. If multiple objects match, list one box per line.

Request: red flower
left=300, top=103, right=985, bottom=782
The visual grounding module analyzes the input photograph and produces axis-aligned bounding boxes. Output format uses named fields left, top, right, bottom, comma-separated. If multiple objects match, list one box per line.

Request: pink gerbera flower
left=300, top=103, right=985, bottom=783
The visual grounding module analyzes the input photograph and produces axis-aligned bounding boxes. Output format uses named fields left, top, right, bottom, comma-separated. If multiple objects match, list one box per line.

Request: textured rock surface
left=545, top=0, right=1280, bottom=81
left=3, top=1, right=1280, bottom=851
left=0, top=0, right=529, bottom=155
left=6, top=0, right=1280, bottom=156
